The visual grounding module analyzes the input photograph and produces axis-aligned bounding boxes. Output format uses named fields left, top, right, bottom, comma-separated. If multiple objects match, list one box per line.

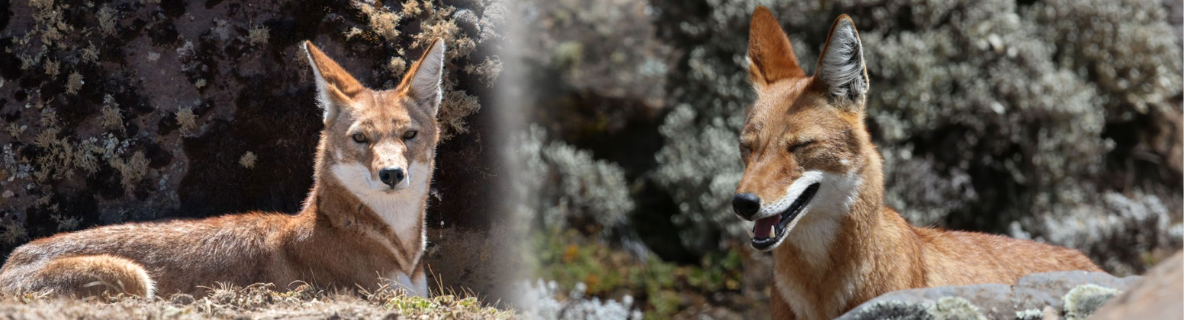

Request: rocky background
left=513, top=0, right=1183, bottom=319
left=0, top=0, right=513, bottom=303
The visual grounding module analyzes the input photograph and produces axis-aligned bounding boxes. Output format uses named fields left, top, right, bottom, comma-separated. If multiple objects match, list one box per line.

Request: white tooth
left=768, top=224, right=775, bottom=236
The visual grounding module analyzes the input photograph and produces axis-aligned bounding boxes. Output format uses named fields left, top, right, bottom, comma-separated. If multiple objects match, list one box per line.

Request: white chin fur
left=752, top=170, right=863, bottom=251
left=756, top=171, right=825, bottom=220
left=331, top=161, right=431, bottom=239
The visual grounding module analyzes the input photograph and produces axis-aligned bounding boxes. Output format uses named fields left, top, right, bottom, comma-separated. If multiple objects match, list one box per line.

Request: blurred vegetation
left=529, top=229, right=744, bottom=320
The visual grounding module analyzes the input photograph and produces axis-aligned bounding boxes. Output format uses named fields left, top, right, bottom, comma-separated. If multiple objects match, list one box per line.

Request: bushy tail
left=4, top=254, right=156, bottom=299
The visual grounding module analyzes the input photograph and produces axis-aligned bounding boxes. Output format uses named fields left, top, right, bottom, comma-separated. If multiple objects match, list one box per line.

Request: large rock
left=1089, top=251, right=1183, bottom=320
left=835, top=271, right=1141, bottom=320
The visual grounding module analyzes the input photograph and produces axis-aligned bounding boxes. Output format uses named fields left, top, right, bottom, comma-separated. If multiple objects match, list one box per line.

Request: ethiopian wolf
left=732, top=7, right=1101, bottom=320
left=0, top=39, right=448, bottom=298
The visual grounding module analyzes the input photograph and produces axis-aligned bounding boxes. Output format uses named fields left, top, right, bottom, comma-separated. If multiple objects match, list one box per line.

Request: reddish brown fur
left=748, top=6, right=805, bottom=85
left=0, top=39, right=446, bottom=298
left=34, top=255, right=152, bottom=297
left=739, top=8, right=1102, bottom=320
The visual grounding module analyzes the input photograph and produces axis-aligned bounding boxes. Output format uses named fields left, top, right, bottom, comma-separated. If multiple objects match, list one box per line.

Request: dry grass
left=0, top=282, right=515, bottom=319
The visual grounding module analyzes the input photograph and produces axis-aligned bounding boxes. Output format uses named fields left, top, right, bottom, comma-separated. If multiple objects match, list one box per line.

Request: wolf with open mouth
left=732, top=6, right=1103, bottom=320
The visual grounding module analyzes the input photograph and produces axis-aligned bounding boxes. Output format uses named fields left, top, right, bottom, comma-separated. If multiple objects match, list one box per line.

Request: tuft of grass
left=1062, top=284, right=1121, bottom=320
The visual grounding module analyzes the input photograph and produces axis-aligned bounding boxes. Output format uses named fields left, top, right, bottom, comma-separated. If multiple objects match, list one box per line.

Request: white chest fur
left=773, top=170, right=865, bottom=319
left=390, top=270, right=428, bottom=297
left=330, top=161, right=431, bottom=262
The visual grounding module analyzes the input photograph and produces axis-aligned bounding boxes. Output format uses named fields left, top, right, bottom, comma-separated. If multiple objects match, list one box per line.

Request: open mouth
left=751, top=183, right=820, bottom=251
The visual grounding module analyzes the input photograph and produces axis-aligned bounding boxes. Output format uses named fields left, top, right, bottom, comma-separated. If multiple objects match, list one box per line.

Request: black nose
left=378, top=167, right=405, bottom=187
left=732, top=193, right=761, bottom=220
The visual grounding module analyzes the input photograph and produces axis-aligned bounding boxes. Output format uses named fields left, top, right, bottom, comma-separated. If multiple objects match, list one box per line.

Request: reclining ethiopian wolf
left=0, top=38, right=448, bottom=299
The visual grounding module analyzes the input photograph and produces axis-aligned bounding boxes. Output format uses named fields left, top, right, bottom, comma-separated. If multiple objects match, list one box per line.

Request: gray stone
left=1012, top=271, right=1140, bottom=312
left=835, top=271, right=1141, bottom=320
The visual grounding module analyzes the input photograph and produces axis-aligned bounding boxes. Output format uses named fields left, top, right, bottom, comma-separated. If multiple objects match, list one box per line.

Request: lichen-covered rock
left=837, top=283, right=1014, bottom=320
left=1061, top=284, right=1121, bottom=320
left=1011, top=271, right=1137, bottom=313
left=928, top=297, right=987, bottom=320
left=1013, top=308, right=1044, bottom=320
left=849, top=300, right=934, bottom=320
left=835, top=271, right=1140, bottom=320
left=840, top=296, right=993, bottom=320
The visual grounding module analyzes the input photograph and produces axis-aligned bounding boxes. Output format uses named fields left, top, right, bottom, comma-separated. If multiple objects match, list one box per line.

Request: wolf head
left=733, top=8, right=880, bottom=252
left=303, top=39, right=445, bottom=197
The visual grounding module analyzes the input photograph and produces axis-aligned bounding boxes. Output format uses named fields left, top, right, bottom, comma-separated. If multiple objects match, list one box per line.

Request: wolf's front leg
left=390, top=268, right=428, bottom=297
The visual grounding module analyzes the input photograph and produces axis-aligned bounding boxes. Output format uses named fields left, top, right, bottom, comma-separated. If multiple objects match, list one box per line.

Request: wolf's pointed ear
left=304, top=41, right=364, bottom=124
left=748, top=6, right=804, bottom=88
left=814, top=15, right=869, bottom=112
left=398, top=38, right=446, bottom=117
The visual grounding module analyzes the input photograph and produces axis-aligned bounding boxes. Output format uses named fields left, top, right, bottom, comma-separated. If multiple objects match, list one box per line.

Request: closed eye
left=790, top=140, right=814, bottom=152
left=739, top=142, right=753, bottom=160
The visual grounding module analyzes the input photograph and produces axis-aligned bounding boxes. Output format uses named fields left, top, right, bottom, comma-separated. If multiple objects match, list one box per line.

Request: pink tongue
left=754, top=215, right=781, bottom=238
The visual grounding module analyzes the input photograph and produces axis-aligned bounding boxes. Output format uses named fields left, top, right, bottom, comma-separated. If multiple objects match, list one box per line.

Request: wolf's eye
left=402, top=130, right=418, bottom=140
left=351, top=133, right=368, bottom=143
left=790, top=140, right=814, bottom=152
